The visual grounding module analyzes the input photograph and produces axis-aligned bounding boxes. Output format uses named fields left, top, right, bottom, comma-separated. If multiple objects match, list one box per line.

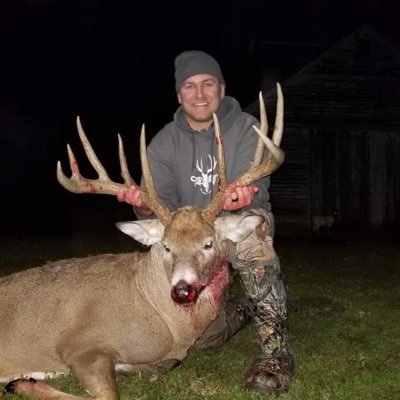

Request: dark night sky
left=1, top=0, right=398, bottom=235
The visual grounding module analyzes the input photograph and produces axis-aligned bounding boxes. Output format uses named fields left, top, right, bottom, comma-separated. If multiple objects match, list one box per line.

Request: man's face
left=177, top=74, right=225, bottom=131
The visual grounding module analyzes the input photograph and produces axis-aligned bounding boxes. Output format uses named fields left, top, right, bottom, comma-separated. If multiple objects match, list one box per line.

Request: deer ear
left=116, top=220, right=164, bottom=246
left=217, top=214, right=264, bottom=243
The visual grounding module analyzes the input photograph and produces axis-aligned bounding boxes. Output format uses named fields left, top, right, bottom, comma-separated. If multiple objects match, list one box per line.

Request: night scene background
left=1, top=0, right=399, bottom=238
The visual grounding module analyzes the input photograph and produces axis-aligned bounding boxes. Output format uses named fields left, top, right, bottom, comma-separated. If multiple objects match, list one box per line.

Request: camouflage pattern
left=237, top=257, right=289, bottom=356
left=233, top=208, right=295, bottom=393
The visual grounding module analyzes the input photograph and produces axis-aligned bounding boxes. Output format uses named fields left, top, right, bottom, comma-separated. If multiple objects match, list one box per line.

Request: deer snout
left=171, top=280, right=204, bottom=304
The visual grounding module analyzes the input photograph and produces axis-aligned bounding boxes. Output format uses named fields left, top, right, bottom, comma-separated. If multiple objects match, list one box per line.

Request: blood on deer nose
left=171, top=280, right=200, bottom=304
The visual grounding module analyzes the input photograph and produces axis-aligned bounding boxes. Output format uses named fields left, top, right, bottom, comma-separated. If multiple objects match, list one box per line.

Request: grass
left=0, top=229, right=399, bottom=399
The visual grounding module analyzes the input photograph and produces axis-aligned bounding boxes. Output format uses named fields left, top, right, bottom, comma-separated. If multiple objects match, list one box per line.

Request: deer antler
left=57, top=116, right=136, bottom=194
left=58, top=84, right=284, bottom=226
left=57, top=117, right=172, bottom=225
left=138, top=124, right=172, bottom=225
left=202, top=83, right=285, bottom=222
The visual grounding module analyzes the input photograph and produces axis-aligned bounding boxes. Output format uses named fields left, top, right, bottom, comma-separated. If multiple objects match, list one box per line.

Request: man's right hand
left=117, top=185, right=153, bottom=217
left=117, top=184, right=142, bottom=206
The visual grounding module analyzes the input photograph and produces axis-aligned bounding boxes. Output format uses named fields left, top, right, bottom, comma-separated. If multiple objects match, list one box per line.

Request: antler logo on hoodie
left=190, top=155, right=218, bottom=194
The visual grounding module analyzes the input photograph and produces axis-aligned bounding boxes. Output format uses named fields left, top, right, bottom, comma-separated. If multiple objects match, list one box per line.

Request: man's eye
left=204, top=80, right=216, bottom=88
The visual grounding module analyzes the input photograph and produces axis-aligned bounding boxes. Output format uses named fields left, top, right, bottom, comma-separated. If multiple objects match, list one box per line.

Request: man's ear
left=220, top=84, right=225, bottom=98
left=177, top=92, right=182, bottom=104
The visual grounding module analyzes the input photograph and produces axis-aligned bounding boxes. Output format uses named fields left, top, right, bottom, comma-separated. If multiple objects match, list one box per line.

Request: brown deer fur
left=0, top=210, right=264, bottom=399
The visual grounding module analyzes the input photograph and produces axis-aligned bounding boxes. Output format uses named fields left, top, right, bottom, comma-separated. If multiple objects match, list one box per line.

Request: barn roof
left=245, top=24, right=400, bottom=131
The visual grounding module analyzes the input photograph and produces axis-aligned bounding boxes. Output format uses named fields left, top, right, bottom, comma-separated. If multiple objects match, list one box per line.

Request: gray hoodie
left=138, top=95, right=271, bottom=217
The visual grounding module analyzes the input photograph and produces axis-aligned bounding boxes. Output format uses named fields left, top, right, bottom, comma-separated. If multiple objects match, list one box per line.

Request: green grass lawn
left=1, top=230, right=399, bottom=399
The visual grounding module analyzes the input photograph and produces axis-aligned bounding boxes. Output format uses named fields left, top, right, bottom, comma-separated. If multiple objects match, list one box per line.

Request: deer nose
left=171, top=280, right=201, bottom=304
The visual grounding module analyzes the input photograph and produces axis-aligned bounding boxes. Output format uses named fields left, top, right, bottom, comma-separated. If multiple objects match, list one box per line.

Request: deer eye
left=164, top=244, right=171, bottom=252
left=204, top=240, right=213, bottom=250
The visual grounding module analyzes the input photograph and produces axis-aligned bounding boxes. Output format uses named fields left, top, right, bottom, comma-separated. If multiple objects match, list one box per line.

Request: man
left=117, top=50, right=295, bottom=394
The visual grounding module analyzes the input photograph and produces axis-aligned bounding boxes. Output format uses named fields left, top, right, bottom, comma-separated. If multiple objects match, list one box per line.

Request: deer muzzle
left=171, top=280, right=205, bottom=304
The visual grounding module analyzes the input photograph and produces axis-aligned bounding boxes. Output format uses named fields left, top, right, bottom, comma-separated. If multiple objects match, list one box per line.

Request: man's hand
left=223, top=184, right=259, bottom=211
left=117, top=185, right=153, bottom=217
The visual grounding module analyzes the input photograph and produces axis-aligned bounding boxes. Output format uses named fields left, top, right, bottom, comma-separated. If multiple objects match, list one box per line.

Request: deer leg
left=233, top=209, right=295, bottom=394
left=3, top=377, right=85, bottom=399
left=68, top=349, right=119, bottom=400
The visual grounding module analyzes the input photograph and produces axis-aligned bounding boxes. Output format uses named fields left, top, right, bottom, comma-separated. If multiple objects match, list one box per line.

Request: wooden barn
left=246, top=24, right=400, bottom=234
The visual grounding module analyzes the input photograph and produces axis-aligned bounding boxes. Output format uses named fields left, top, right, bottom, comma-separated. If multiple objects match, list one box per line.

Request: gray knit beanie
left=174, top=50, right=225, bottom=92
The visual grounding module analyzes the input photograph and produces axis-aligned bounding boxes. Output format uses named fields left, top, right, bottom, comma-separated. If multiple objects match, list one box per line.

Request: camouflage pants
left=236, top=257, right=289, bottom=356
left=234, top=208, right=290, bottom=357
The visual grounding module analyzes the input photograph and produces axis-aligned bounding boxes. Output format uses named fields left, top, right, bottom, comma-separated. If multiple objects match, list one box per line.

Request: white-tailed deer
left=312, top=211, right=338, bottom=235
left=0, top=85, right=285, bottom=400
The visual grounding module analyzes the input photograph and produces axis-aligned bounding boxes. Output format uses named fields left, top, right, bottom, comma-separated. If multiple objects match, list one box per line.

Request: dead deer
left=0, top=85, right=285, bottom=400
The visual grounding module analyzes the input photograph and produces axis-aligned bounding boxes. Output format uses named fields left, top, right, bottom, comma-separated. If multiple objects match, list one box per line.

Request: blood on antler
left=56, top=119, right=172, bottom=225
left=56, top=117, right=134, bottom=195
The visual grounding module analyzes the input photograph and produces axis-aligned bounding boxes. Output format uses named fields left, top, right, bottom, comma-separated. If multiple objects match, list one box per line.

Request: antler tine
left=76, top=116, right=110, bottom=181
left=272, top=82, right=284, bottom=147
left=233, top=82, right=285, bottom=187
left=201, top=113, right=227, bottom=222
left=57, top=116, right=136, bottom=195
left=139, top=124, right=172, bottom=225
left=251, top=91, right=268, bottom=167
left=213, top=112, right=226, bottom=189
left=117, top=133, right=135, bottom=186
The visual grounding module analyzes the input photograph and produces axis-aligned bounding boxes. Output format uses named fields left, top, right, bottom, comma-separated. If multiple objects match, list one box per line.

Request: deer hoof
left=3, top=378, right=37, bottom=394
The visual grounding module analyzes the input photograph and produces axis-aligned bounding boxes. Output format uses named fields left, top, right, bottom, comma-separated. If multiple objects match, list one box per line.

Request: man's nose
left=195, top=85, right=204, bottom=97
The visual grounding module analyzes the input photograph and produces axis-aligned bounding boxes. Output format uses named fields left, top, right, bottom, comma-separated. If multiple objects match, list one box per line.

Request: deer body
left=312, top=212, right=338, bottom=235
left=0, top=253, right=204, bottom=378
left=0, top=209, right=263, bottom=399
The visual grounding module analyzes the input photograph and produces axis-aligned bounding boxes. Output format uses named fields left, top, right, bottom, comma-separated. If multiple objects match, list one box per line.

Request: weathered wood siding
left=309, top=129, right=399, bottom=228
left=270, top=125, right=310, bottom=216
left=247, top=25, right=400, bottom=230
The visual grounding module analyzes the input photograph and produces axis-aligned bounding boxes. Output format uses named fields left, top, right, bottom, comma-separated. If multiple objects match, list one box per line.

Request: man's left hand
left=223, top=185, right=259, bottom=211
